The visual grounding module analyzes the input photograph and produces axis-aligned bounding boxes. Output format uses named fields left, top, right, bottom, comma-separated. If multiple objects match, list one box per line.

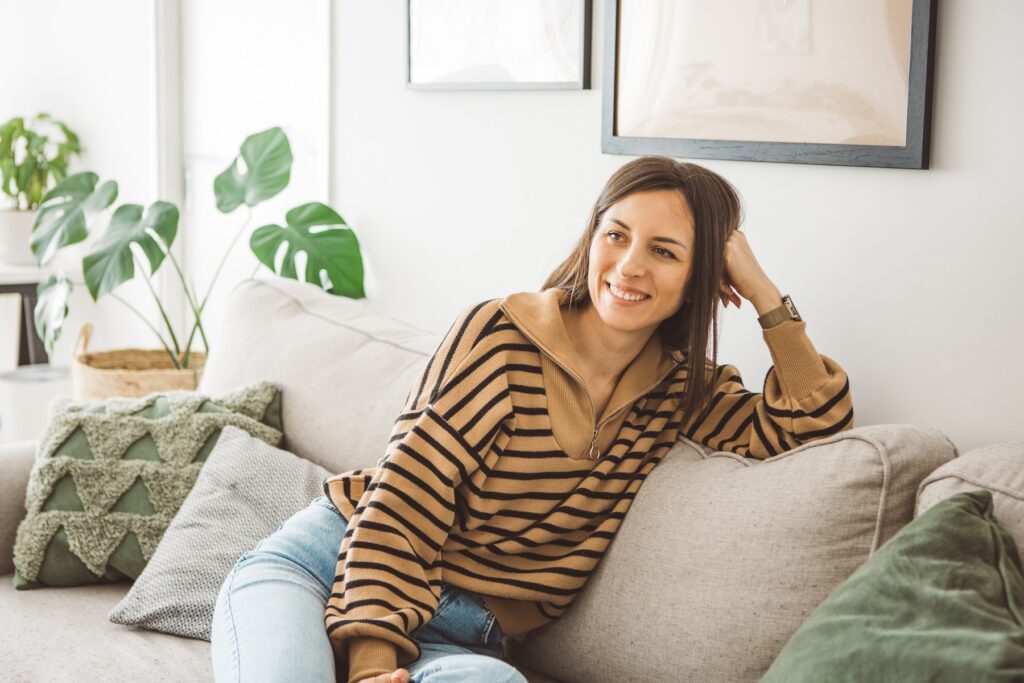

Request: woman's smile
left=606, top=281, right=651, bottom=305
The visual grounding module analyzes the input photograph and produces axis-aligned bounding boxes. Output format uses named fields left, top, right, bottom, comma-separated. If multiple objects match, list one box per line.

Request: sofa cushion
left=0, top=574, right=563, bottom=683
left=917, top=440, right=1024, bottom=557
left=109, top=425, right=330, bottom=640
left=509, top=424, right=958, bottom=683
left=197, top=277, right=441, bottom=474
left=0, top=580, right=212, bottom=681
left=12, top=381, right=282, bottom=589
left=761, top=489, right=1024, bottom=681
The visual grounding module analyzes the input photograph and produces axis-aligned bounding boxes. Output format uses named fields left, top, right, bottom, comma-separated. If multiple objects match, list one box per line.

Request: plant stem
left=180, top=205, right=253, bottom=352
left=67, top=276, right=181, bottom=368
left=109, top=292, right=182, bottom=369
left=203, top=205, right=252, bottom=308
left=163, top=243, right=209, bottom=363
left=132, top=252, right=182, bottom=359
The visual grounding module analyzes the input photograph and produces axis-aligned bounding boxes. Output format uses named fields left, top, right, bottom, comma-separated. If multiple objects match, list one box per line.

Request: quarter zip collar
left=499, top=287, right=683, bottom=425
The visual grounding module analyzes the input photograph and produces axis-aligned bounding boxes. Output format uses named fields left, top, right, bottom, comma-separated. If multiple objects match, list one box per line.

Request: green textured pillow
left=762, top=489, right=1024, bottom=682
left=11, top=380, right=283, bottom=590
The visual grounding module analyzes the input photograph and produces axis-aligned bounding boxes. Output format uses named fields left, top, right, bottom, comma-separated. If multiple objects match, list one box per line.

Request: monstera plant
left=31, top=126, right=364, bottom=368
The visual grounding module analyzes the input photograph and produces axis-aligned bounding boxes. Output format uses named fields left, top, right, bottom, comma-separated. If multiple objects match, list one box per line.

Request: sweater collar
left=498, top=288, right=682, bottom=420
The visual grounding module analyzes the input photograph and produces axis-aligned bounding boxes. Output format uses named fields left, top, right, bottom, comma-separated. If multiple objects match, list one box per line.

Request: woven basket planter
left=70, top=323, right=206, bottom=401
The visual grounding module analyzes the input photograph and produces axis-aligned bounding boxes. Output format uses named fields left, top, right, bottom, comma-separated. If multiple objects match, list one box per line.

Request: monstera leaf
left=249, top=202, right=364, bottom=298
left=214, top=127, right=292, bottom=213
left=34, top=273, right=72, bottom=354
left=82, top=201, right=178, bottom=301
left=30, top=171, right=118, bottom=265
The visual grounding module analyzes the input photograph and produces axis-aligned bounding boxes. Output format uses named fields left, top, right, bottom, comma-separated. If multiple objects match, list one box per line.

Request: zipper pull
left=589, top=426, right=600, bottom=460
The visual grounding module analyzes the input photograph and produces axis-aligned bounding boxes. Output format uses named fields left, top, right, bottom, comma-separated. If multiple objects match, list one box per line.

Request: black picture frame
left=602, top=0, right=937, bottom=169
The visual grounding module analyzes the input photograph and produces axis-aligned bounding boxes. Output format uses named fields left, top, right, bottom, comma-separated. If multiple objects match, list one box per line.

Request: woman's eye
left=655, top=247, right=675, bottom=258
left=607, top=230, right=623, bottom=241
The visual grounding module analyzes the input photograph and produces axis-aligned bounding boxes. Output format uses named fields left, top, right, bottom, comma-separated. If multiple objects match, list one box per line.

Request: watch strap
left=757, top=294, right=801, bottom=329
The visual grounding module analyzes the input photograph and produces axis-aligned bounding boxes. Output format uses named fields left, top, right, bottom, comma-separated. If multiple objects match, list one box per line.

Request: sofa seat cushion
left=0, top=578, right=212, bottom=681
left=0, top=573, right=563, bottom=683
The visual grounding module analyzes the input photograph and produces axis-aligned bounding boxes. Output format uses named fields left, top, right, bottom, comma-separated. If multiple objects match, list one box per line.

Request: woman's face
left=586, top=188, right=695, bottom=338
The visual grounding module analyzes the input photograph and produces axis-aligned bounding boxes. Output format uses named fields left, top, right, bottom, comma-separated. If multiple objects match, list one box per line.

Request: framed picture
left=407, top=0, right=592, bottom=90
left=602, top=0, right=937, bottom=169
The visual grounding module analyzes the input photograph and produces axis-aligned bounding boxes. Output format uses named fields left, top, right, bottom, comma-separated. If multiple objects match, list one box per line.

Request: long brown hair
left=541, top=155, right=743, bottom=428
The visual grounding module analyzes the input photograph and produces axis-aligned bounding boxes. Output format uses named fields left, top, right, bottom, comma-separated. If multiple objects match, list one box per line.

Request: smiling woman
left=211, top=155, right=855, bottom=683
left=545, top=156, right=747, bottom=429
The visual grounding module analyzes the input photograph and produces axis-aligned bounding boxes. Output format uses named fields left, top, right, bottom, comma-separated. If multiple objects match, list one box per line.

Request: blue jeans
left=211, top=494, right=527, bottom=683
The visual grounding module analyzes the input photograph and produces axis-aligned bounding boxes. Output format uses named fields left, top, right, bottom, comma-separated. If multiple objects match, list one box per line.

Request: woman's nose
left=616, top=247, right=647, bottom=278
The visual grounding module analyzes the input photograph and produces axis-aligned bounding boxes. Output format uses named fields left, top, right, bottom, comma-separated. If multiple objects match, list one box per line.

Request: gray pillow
left=108, top=425, right=330, bottom=640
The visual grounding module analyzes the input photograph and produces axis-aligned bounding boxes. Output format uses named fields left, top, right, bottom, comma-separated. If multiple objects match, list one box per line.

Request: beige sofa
left=2, top=277, right=1021, bottom=683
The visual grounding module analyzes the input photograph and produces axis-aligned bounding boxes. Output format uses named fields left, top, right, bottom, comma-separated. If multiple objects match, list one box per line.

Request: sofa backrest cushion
left=198, top=278, right=439, bottom=475
left=509, top=424, right=958, bottom=682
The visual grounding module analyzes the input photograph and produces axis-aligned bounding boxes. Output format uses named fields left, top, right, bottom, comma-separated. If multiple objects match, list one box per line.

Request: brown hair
left=540, top=155, right=743, bottom=428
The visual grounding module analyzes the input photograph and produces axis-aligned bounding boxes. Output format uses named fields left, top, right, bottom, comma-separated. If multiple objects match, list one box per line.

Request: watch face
left=783, top=296, right=801, bottom=320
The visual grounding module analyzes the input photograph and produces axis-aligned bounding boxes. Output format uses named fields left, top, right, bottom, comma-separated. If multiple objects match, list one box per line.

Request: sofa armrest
left=0, top=440, right=36, bottom=575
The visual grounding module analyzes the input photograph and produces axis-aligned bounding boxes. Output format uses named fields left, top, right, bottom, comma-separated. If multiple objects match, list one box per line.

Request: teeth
left=609, top=283, right=649, bottom=302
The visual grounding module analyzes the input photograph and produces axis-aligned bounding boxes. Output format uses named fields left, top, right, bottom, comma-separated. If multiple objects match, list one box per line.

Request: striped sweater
left=323, top=287, right=854, bottom=683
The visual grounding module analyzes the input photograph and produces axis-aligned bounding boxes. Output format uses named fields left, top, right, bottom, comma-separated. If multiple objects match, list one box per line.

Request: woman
left=211, top=156, right=854, bottom=683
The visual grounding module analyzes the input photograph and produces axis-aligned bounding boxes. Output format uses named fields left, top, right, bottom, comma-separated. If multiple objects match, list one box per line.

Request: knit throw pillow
left=108, top=425, right=330, bottom=640
left=11, top=380, right=283, bottom=589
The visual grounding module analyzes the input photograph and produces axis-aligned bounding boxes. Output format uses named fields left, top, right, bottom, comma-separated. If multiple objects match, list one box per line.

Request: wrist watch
left=757, top=294, right=801, bottom=329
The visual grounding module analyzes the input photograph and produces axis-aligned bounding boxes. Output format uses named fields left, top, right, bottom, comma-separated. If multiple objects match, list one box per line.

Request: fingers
left=360, top=670, right=409, bottom=683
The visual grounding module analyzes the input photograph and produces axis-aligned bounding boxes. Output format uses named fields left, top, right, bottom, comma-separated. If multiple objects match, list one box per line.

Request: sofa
left=2, top=276, right=1022, bottom=682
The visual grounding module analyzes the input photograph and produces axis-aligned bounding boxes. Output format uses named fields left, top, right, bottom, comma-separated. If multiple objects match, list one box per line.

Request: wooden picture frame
left=602, top=0, right=937, bottom=169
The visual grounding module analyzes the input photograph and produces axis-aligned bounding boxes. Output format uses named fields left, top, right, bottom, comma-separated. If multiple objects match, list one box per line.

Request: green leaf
left=213, top=127, right=292, bottom=213
left=0, top=159, right=13, bottom=196
left=34, top=273, right=72, bottom=355
left=57, top=122, right=81, bottom=154
left=249, top=202, right=365, bottom=298
left=82, top=201, right=179, bottom=301
left=16, top=156, right=36, bottom=194
left=31, top=172, right=118, bottom=265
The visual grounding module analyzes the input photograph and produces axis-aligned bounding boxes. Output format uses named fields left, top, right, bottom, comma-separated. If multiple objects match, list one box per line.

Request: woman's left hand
left=719, top=229, right=777, bottom=309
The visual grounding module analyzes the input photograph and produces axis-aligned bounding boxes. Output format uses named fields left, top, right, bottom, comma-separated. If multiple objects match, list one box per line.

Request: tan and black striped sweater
left=323, top=287, right=854, bottom=683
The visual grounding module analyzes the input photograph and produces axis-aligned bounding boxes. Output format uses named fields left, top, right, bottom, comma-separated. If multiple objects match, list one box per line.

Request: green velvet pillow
left=762, top=489, right=1024, bottom=682
left=11, top=380, right=283, bottom=589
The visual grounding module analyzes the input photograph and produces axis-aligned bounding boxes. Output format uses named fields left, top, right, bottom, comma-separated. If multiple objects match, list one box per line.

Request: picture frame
left=602, top=0, right=937, bottom=169
left=407, top=0, right=592, bottom=91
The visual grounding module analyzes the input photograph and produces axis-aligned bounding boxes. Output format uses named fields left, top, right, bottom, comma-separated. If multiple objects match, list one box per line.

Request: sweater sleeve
left=680, top=317, right=854, bottom=459
left=325, top=299, right=513, bottom=683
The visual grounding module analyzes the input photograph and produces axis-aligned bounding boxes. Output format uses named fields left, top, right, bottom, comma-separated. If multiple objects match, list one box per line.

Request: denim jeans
left=211, top=494, right=527, bottom=683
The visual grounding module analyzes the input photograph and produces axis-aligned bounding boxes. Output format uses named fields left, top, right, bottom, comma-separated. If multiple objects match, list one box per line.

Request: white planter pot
left=0, top=209, right=37, bottom=266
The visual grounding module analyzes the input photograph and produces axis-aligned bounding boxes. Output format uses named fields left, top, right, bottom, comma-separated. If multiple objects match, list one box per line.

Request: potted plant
left=31, top=126, right=365, bottom=399
left=0, top=113, right=82, bottom=266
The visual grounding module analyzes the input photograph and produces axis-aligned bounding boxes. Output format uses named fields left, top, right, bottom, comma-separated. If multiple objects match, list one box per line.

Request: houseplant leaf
left=249, top=202, right=364, bottom=298
left=213, top=127, right=292, bottom=213
left=34, top=273, right=72, bottom=354
left=31, top=171, right=118, bottom=264
left=82, top=201, right=178, bottom=301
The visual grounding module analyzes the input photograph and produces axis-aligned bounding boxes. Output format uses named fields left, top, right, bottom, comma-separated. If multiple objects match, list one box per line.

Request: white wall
left=0, top=0, right=166, bottom=369
left=2, top=0, right=1020, bottom=454
left=180, top=0, right=330, bottom=349
left=330, top=0, right=1023, bottom=452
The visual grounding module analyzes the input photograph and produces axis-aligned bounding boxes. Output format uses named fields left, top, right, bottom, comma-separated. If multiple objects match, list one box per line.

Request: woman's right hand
left=354, top=668, right=410, bottom=683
